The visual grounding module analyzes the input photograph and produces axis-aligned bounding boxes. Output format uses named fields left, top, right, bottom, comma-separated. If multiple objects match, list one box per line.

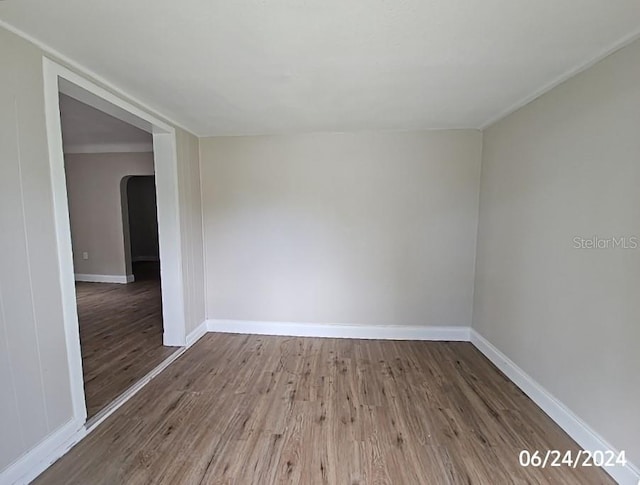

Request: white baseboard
left=74, top=273, right=134, bottom=284
left=470, top=329, right=639, bottom=485
left=3, top=320, right=633, bottom=485
left=0, top=417, right=86, bottom=485
left=207, top=319, right=470, bottom=341
left=186, top=320, right=209, bottom=347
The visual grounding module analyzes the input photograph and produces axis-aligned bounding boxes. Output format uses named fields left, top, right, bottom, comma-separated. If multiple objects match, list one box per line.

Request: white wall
left=474, top=38, right=640, bottom=466
left=64, top=152, right=155, bottom=278
left=0, top=25, right=205, bottom=477
left=200, top=131, right=482, bottom=327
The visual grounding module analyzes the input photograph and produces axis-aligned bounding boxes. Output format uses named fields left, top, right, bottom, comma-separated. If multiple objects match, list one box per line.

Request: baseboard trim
left=470, top=329, right=639, bottom=485
left=0, top=417, right=86, bottom=485
left=207, top=319, right=470, bottom=341
left=74, top=273, right=134, bottom=284
left=186, top=320, right=209, bottom=347
left=3, top=321, right=634, bottom=484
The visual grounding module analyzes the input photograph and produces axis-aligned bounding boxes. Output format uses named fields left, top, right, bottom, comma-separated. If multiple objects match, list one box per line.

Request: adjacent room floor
left=77, top=262, right=177, bottom=418
left=37, top=334, right=612, bottom=484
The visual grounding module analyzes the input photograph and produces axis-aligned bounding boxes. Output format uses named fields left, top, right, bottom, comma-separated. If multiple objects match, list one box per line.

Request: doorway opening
left=44, top=58, right=187, bottom=425
left=123, top=175, right=161, bottom=282
left=59, top=94, right=178, bottom=419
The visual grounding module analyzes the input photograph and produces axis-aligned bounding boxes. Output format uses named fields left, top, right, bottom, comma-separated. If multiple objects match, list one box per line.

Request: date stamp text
left=519, top=450, right=627, bottom=469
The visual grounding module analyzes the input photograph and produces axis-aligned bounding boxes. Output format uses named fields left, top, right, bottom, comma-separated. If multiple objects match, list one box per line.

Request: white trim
left=44, top=56, right=187, bottom=348
left=59, top=79, right=155, bottom=134
left=42, top=59, right=88, bottom=428
left=0, top=19, right=197, bottom=136
left=3, top=320, right=635, bottom=484
left=41, top=56, right=188, bottom=485
left=0, top=416, right=86, bottom=485
left=207, top=319, right=470, bottom=341
left=479, top=28, right=640, bottom=130
left=153, top=132, right=187, bottom=347
left=186, top=320, right=209, bottom=347
left=47, top=62, right=172, bottom=134
left=74, top=273, right=134, bottom=284
left=63, top=142, right=153, bottom=154
left=470, top=329, right=639, bottom=485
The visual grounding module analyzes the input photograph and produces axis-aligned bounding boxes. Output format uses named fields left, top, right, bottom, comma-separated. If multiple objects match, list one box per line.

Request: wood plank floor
left=77, top=267, right=177, bottom=418
left=37, top=334, right=612, bottom=484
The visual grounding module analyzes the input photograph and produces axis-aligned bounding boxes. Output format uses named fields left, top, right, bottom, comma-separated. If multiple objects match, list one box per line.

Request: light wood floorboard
left=77, top=267, right=177, bottom=418
left=37, top=334, right=613, bottom=484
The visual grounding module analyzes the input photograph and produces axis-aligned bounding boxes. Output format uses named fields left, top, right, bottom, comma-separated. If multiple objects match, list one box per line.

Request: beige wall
left=0, top=27, right=73, bottom=471
left=176, top=129, right=206, bottom=335
left=0, top=26, right=205, bottom=475
left=474, top=39, right=640, bottom=464
left=200, top=131, right=482, bottom=327
left=4, top=11, right=638, bottom=479
left=64, top=152, right=155, bottom=278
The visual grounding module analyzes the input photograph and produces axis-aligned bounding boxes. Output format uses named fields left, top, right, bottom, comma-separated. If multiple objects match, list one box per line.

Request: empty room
left=0, top=1, right=638, bottom=484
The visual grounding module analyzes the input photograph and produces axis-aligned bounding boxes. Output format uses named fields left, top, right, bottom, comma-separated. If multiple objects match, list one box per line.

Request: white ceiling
left=59, top=94, right=152, bottom=153
left=2, top=1, right=640, bottom=136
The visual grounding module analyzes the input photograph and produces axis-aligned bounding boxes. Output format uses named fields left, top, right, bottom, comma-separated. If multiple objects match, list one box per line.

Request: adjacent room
left=0, top=1, right=638, bottom=484
left=58, top=93, right=178, bottom=419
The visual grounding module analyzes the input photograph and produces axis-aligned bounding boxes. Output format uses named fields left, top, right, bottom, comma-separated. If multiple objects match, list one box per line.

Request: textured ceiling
left=59, top=94, right=151, bottom=152
left=2, top=1, right=640, bottom=136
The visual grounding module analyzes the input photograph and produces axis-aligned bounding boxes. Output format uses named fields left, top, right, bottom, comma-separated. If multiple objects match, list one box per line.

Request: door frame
left=42, top=57, right=186, bottom=423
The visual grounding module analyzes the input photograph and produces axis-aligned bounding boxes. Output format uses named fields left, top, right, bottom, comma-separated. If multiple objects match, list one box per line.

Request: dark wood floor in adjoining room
left=37, top=334, right=612, bottom=484
left=77, top=263, right=177, bottom=418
